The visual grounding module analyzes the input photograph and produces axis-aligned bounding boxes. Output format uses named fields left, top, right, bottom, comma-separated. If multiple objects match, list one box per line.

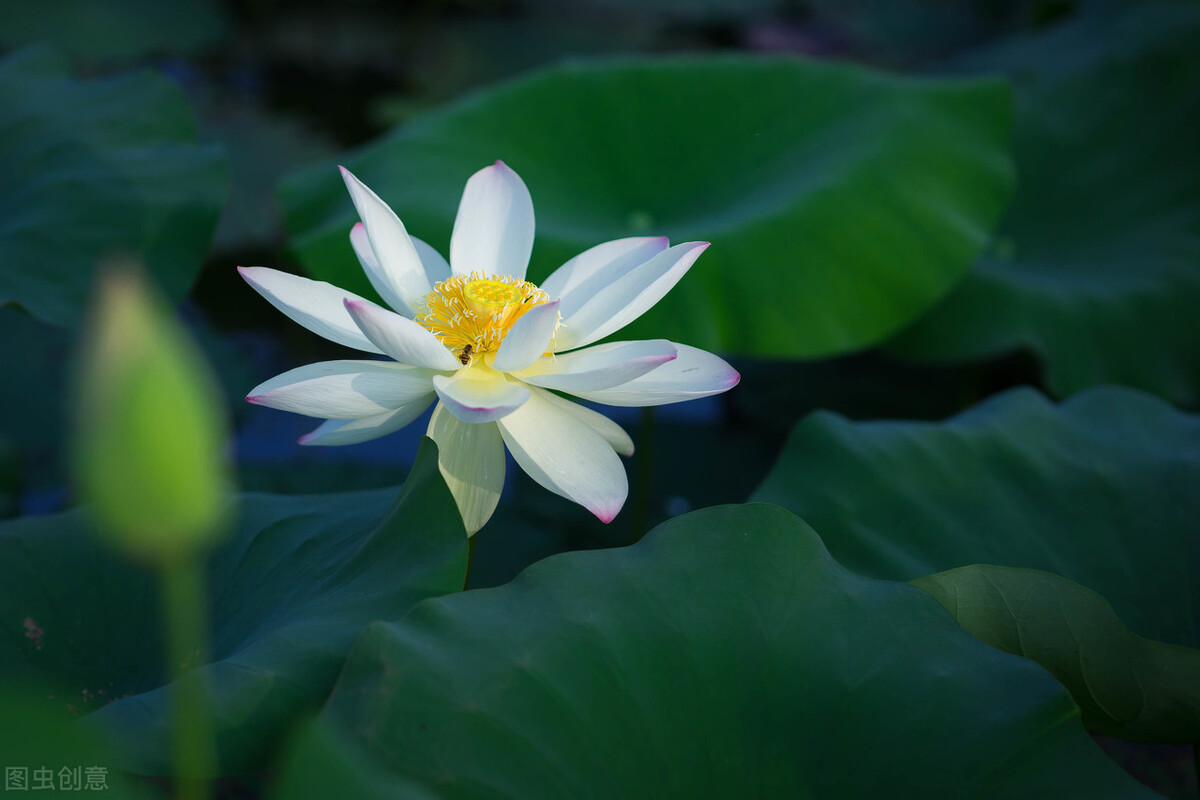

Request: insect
left=458, top=344, right=474, bottom=365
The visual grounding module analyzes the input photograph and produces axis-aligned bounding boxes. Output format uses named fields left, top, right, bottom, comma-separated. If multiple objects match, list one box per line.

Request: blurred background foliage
left=1, top=0, right=1198, bottom=796
left=4, top=0, right=1193, bottom=571
left=11, top=0, right=1185, bottom=525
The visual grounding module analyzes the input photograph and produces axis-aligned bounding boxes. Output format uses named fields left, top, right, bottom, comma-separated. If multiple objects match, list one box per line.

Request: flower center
left=415, top=271, right=554, bottom=366
left=463, top=279, right=522, bottom=313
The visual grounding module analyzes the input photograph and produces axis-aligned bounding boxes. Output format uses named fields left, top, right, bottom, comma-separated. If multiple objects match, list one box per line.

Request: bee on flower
left=240, top=162, right=739, bottom=534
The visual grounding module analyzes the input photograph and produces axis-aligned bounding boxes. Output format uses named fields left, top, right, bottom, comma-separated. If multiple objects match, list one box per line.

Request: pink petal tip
left=595, top=507, right=620, bottom=524
left=590, top=499, right=625, bottom=524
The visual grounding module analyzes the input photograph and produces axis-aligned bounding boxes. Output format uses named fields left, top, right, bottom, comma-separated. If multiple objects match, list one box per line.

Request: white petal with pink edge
left=541, top=236, right=669, bottom=318
left=246, top=360, right=437, bottom=419
left=516, top=339, right=677, bottom=393
left=449, top=161, right=534, bottom=280
left=427, top=403, right=506, bottom=536
left=238, top=266, right=383, bottom=354
left=340, top=167, right=431, bottom=315
left=409, top=235, right=452, bottom=286
left=491, top=300, right=561, bottom=373
left=344, top=299, right=462, bottom=371
left=299, top=396, right=435, bottom=446
left=553, top=241, right=709, bottom=351
left=567, top=344, right=740, bottom=407
left=349, top=223, right=408, bottom=315
left=533, top=387, right=634, bottom=457
left=353, top=224, right=452, bottom=300
left=432, top=370, right=530, bottom=423
left=497, top=389, right=628, bottom=523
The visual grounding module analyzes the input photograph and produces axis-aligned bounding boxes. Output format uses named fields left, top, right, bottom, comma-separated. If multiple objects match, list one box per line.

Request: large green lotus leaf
left=269, top=717, right=438, bottom=800
left=0, top=686, right=159, bottom=798
left=752, top=386, right=1200, bottom=652
left=914, top=565, right=1200, bottom=744
left=0, top=440, right=467, bottom=776
left=281, top=56, right=1013, bottom=359
left=0, top=47, right=226, bottom=328
left=317, top=504, right=1152, bottom=798
left=888, top=3, right=1200, bottom=405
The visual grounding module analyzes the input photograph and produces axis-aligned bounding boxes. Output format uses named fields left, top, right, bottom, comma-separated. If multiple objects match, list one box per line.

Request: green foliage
left=753, top=386, right=1200, bottom=745
left=0, top=309, right=73, bottom=493
left=0, top=439, right=15, bottom=519
left=0, top=0, right=227, bottom=59
left=752, top=387, right=1200, bottom=650
left=941, top=0, right=1200, bottom=78
left=316, top=504, right=1152, bottom=798
left=3, top=3, right=1197, bottom=794
left=0, top=440, right=467, bottom=775
left=202, top=102, right=335, bottom=250
left=367, top=12, right=660, bottom=126
left=806, top=0, right=1033, bottom=64
left=0, top=47, right=226, bottom=328
left=281, top=55, right=1013, bottom=359
left=526, top=0, right=780, bottom=18
left=889, top=1, right=1200, bottom=405
left=0, top=687, right=158, bottom=798
left=74, top=267, right=232, bottom=562
left=913, top=565, right=1200, bottom=744
left=270, top=717, right=438, bottom=800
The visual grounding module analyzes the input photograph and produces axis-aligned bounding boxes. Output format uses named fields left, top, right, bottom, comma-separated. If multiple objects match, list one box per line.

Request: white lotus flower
left=240, top=162, right=739, bottom=534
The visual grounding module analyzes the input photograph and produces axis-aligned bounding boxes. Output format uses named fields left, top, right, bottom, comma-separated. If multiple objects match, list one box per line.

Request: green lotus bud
left=73, top=263, right=232, bottom=562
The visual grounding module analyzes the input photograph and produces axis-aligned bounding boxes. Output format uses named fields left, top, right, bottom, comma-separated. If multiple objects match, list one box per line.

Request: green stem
left=160, top=557, right=214, bottom=800
left=629, top=406, right=656, bottom=544
left=463, top=535, right=476, bottom=591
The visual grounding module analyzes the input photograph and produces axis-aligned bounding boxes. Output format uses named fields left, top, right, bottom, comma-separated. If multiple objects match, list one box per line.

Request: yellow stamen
left=415, top=271, right=556, bottom=365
